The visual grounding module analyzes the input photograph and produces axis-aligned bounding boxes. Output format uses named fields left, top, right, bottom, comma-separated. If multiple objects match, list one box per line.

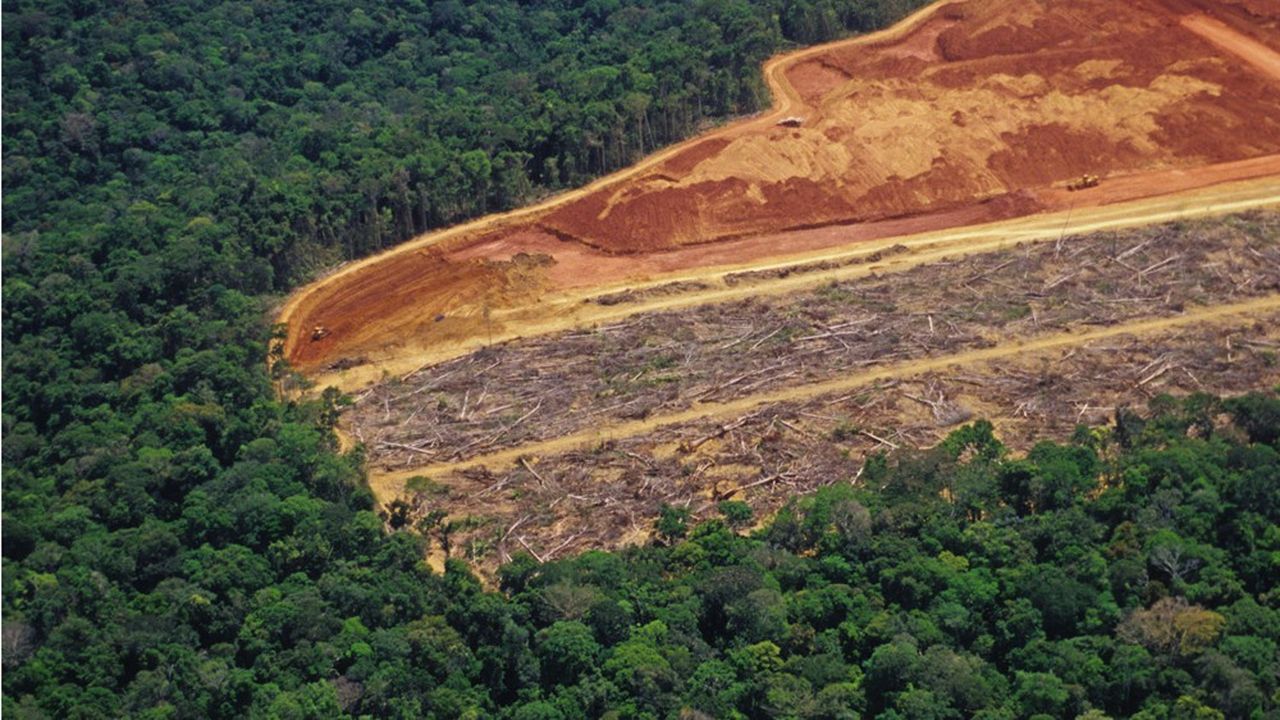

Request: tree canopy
left=4, top=0, right=1277, bottom=717
left=4, top=0, right=924, bottom=282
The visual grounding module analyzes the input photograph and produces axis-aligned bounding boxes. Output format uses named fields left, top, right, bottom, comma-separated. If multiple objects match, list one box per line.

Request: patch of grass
left=831, top=419, right=859, bottom=442
left=647, top=354, right=677, bottom=371
left=406, top=475, right=449, bottom=496
left=638, top=373, right=682, bottom=387
left=464, top=536, right=494, bottom=561
left=817, top=282, right=855, bottom=303
left=1002, top=303, right=1032, bottom=321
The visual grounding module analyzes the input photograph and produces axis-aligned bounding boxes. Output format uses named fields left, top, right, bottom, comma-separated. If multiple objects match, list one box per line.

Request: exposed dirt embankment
left=289, top=250, right=552, bottom=370
left=280, top=0, right=1280, bottom=378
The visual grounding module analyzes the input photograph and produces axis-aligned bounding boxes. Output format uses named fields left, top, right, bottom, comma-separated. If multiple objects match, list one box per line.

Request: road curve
left=299, top=178, right=1280, bottom=392
left=275, top=0, right=962, bottom=369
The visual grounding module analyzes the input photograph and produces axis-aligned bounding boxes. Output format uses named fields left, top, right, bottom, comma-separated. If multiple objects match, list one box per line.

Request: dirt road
left=1180, top=13, right=1280, bottom=81
left=279, top=0, right=1280, bottom=381
left=302, top=178, right=1280, bottom=391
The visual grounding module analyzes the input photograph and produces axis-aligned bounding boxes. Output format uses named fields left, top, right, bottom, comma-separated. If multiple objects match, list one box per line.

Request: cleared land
left=540, top=0, right=1280, bottom=251
left=347, top=213, right=1280, bottom=569
left=276, top=0, right=1280, bottom=571
left=280, top=0, right=1280, bottom=380
left=381, top=313, right=1280, bottom=567
left=298, top=178, right=1280, bottom=392
left=353, top=213, right=1280, bottom=470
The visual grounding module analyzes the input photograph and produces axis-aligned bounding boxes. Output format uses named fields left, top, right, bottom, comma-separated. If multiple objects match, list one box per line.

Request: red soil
left=659, top=138, right=732, bottom=175
left=537, top=0, right=1280, bottom=254
left=283, top=0, right=1280, bottom=375
left=287, top=249, right=550, bottom=369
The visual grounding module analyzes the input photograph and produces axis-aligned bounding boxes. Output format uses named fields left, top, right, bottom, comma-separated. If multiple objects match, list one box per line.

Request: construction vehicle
left=311, top=325, right=331, bottom=341
left=1067, top=174, right=1100, bottom=192
left=776, top=116, right=805, bottom=128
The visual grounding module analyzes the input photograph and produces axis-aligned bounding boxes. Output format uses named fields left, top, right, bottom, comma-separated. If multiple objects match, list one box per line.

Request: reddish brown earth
left=295, top=250, right=552, bottom=374
left=282, top=0, right=1280, bottom=376
left=539, top=0, right=1280, bottom=252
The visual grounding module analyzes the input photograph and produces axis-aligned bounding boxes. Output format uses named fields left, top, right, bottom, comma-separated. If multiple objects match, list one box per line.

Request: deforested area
left=282, top=0, right=1280, bottom=375
left=350, top=212, right=1280, bottom=472
left=7, top=0, right=1280, bottom=714
left=373, top=308, right=1280, bottom=570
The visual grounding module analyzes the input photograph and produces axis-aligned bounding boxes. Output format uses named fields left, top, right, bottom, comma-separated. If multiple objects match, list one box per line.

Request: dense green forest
left=3, top=0, right=922, bottom=281
left=6, top=389, right=1280, bottom=718
left=4, top=0, right=1279, bottom=718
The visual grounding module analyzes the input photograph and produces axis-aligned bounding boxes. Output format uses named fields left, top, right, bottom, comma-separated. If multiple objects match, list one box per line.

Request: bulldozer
left=311, top=325, right=331, bottom=341
left=1067, top=174, right=1100, bottom=192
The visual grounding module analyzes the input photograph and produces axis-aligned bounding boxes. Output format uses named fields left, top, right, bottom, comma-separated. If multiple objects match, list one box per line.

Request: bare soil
left=280, top=0, right=1280, bottom=377
left=539, top=0, right=1280, bottom=252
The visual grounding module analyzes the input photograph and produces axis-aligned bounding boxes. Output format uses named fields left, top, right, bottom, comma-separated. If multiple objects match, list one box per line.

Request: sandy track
left=279, top=0, right=1280, bottom=381
left=303, top=179, right=1280, bottom=391
left=275, top=0, right=952, bottom=368
left=1180, top=13, right=1280, bottom=81
left=368, top=294, right=1280, bottom=502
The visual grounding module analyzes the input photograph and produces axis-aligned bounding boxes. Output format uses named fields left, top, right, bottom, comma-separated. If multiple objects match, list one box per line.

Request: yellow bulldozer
left=311, top=325, right=331, bottom=341
left=1067, top=174, right=1100, bottom=192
